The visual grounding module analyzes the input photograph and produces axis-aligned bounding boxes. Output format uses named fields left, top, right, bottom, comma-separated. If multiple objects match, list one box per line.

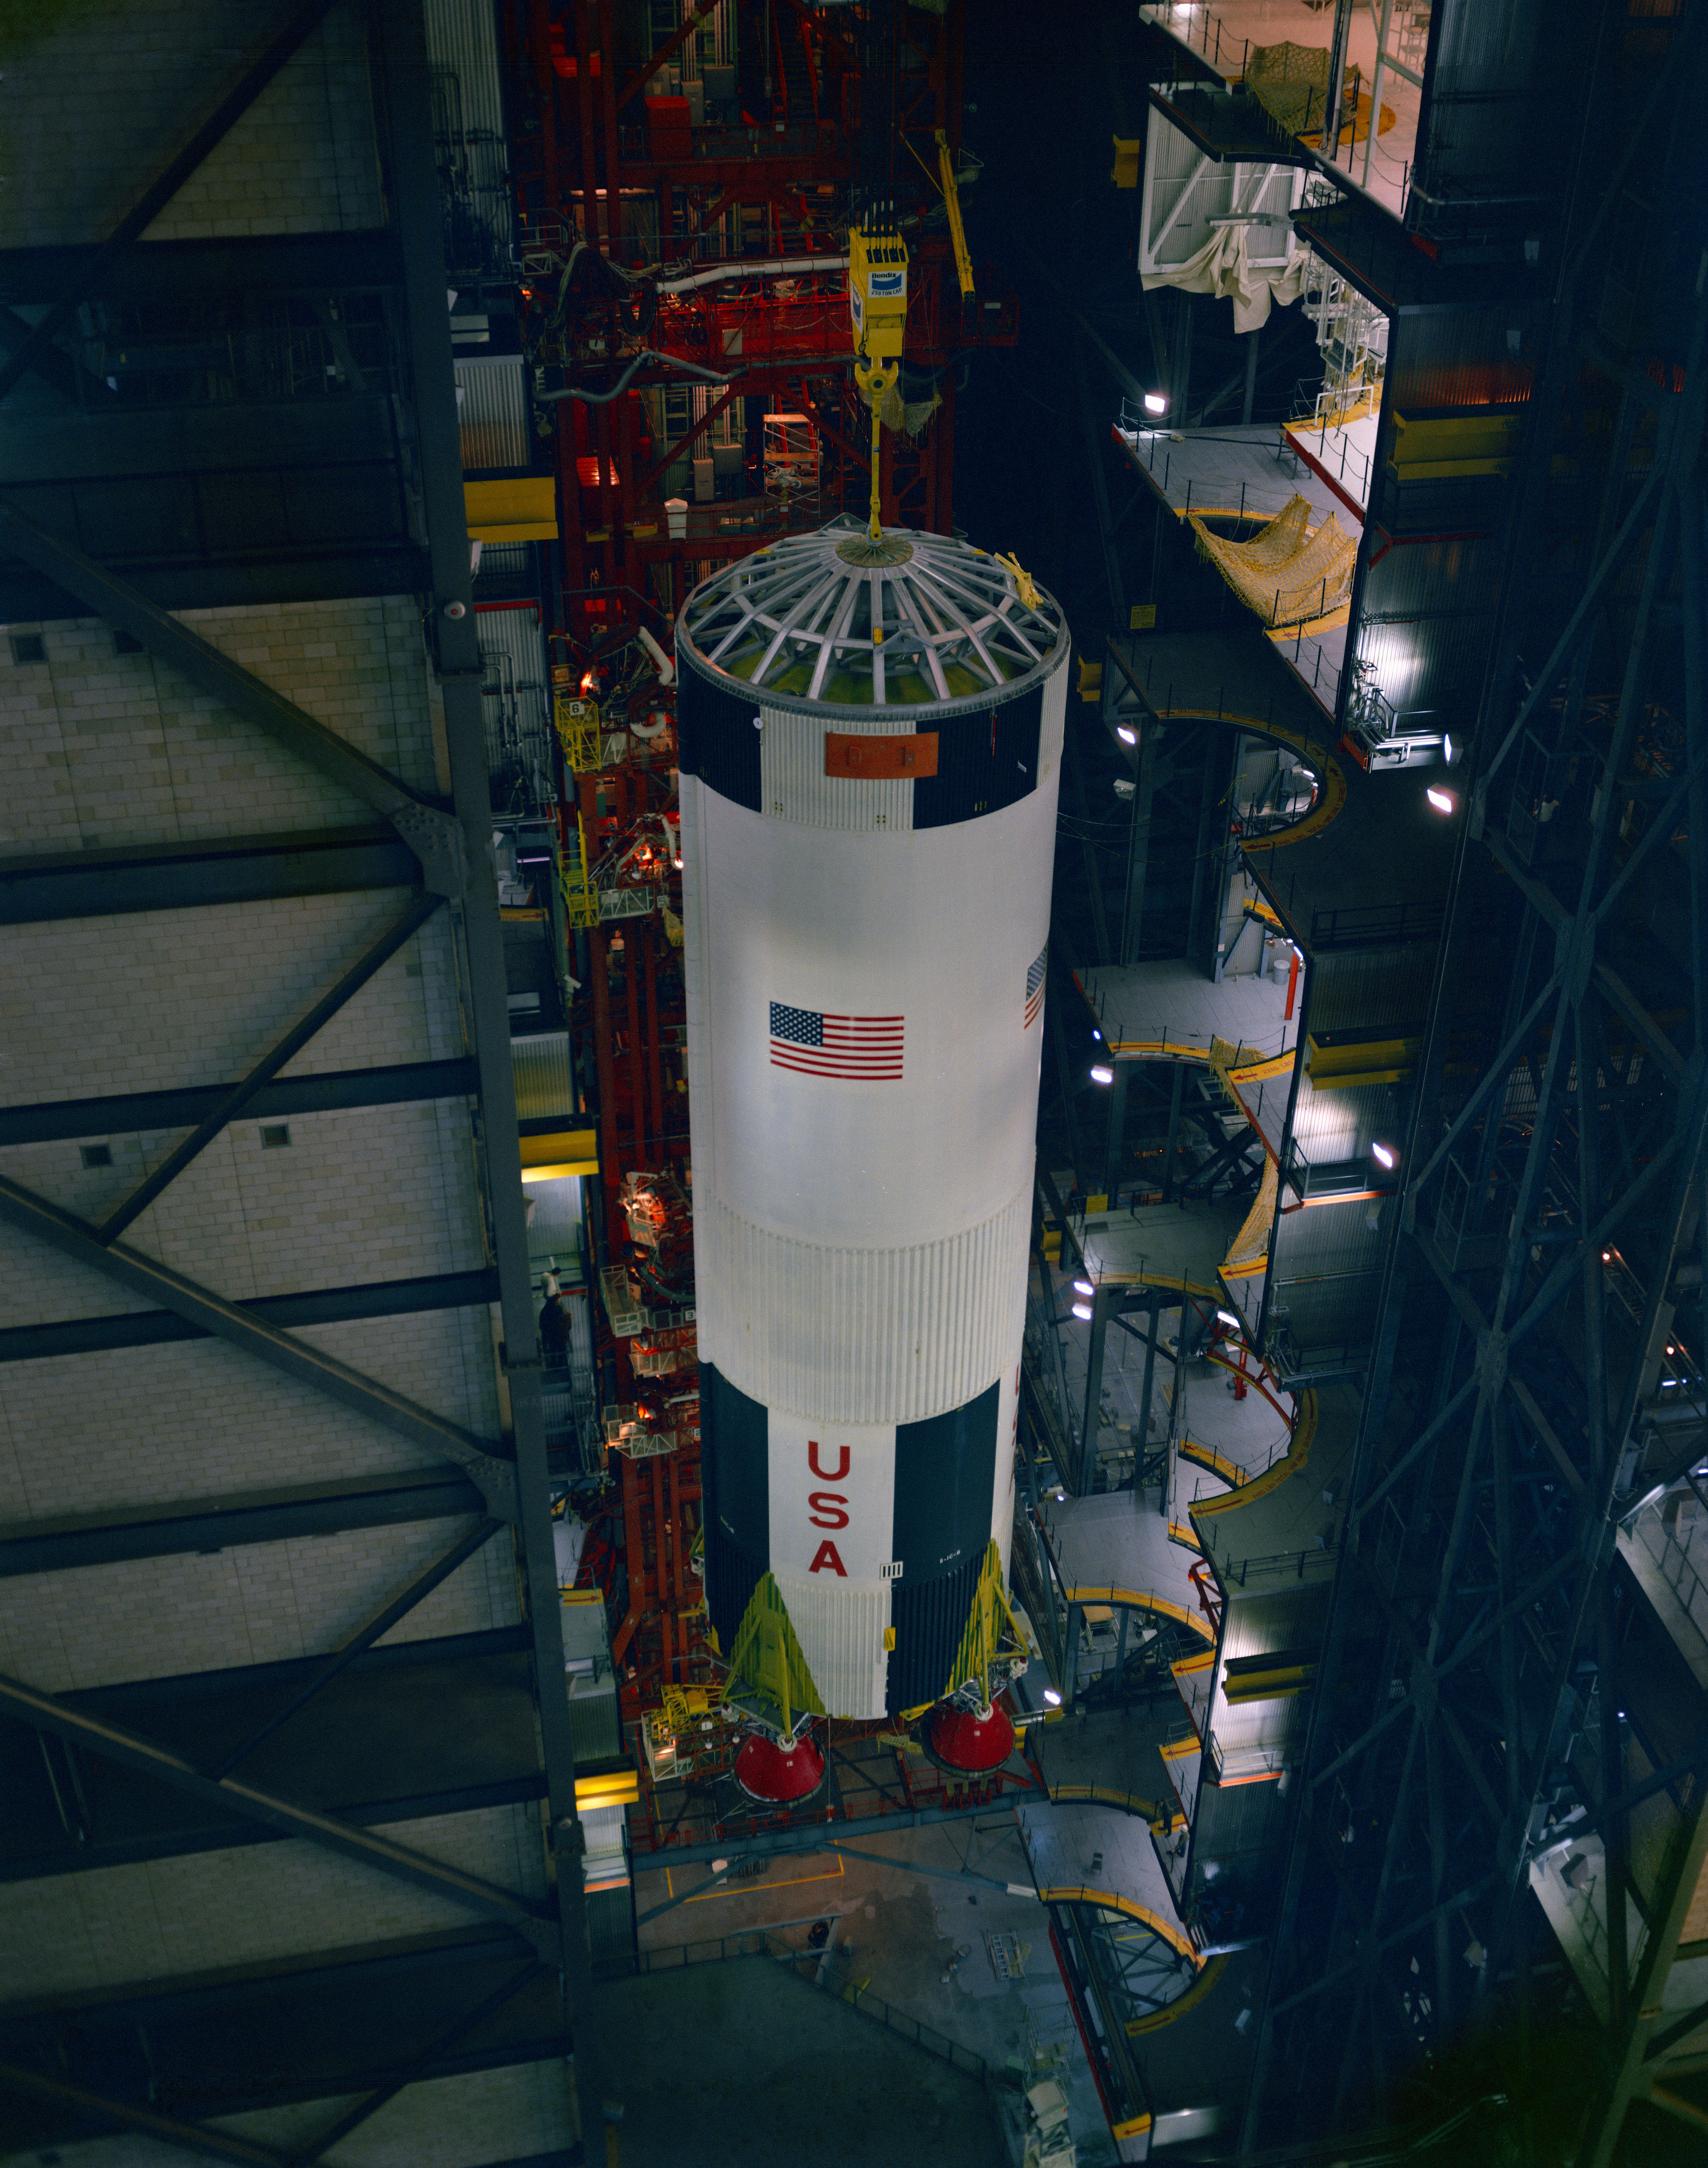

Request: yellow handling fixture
left=849, top=223, right=909, bottom=542
left=995, top=550, right=1040, bottom=609
left=935, top=129, right=975, bottom=299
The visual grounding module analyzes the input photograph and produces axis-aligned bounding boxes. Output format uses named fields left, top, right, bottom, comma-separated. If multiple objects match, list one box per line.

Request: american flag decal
left=771, top=1002, right=904, bottom=1080
left=1025, top=946, right=1048, bottom=1030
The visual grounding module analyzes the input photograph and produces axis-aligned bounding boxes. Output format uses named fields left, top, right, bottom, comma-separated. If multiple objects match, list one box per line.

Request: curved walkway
left=1019, top=1799, right=1198, bottom=1967
left=1038, top=1492, right=1215, bottom=1647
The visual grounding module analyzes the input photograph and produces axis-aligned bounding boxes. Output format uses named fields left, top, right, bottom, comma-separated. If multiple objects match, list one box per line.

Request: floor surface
left=600, top=1958, right=1006, bottom=2168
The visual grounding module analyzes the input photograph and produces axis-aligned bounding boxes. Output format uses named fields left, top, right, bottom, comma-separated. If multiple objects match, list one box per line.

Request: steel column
left=376, top=0, right=604, bottom=2138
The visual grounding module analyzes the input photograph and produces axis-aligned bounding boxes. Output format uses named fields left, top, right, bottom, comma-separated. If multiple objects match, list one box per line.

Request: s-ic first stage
left=675, top=516, right=1068, bottom=1795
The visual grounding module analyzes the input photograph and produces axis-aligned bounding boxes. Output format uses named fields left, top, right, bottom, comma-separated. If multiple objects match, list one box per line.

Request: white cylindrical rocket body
left=676, top=525, right=1069, bottom=1718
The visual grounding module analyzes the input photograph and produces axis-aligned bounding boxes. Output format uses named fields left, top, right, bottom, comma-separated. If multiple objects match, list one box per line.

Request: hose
left=536, top=349, right=733, bottom=405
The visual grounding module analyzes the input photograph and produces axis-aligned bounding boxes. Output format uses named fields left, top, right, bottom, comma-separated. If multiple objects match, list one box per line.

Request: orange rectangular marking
left=823, top=730, right=938, bottom=780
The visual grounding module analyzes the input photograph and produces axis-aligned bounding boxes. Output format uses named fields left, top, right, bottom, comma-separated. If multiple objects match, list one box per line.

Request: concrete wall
left=0, top=599, right=439, bottom=856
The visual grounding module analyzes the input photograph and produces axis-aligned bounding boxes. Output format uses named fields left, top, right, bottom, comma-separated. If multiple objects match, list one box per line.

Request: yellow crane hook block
left=994, top=551, right=1040, bottom=611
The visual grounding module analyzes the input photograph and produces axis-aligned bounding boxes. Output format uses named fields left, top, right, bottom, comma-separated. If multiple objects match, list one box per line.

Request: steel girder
left=0, top=1174, right=517, bottom=1516
left=0, top=1948, right=552, bottom=2168
left=0, top=3, right=600, bottom=2154
left=1238, top=62, right=1708, bottom=2165
left=0, top=1671, right=557, bottom=1951
left=0, top=1265, right=500, bottom=1366
left=0, top=1058, right=479, bottom=1146
left=2, top=1625, right=540, bottom=1880
left=0, top=0, right=341, bottom=409
left=0, top=1468, right=489, bottom=1577
left=0, top=503, right=465, bottom=898
left=96, top=891, right=444, bottom=1241
left=0, top=827, right=421, bottom=923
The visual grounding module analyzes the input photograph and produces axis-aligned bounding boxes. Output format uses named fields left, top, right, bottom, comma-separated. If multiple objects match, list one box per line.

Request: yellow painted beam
left=1035, top=1886, right=1200, bottom=1966
left=1191, top=1393, right=1317, bottom=1516
left=1060, top=1584, right=1216, bottom=1643
left=575, top=1768, right=640, bottom=1809
left=935, top=128, right=976, bottom=297
left=465, top=476, right=559, bottom=542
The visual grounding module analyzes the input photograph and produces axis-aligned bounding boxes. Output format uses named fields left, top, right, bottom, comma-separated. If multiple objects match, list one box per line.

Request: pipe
left=656, top=253, right=848, bottom=295
left=637, top=624, right=675, bottom=686
left=536, top=349, right=733, bottom=404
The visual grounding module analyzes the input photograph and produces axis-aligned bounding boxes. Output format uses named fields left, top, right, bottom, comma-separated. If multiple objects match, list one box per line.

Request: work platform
left=1038, top=1492, right=1211, bottom=1644
left=1117, top=423, right=1360, bottom=724
left=1136, top=1, right=1425, bottom=227
left=1076, top=1197, right=1249, bottom=1298
left=1078, top=955, right=1295, bottom=1066
left=1283, top=409, right=1379, bottom=522
left=1190, top=1379, right=1357, bottom=1578
left=1172, top=1358, right=1295, bottom=1496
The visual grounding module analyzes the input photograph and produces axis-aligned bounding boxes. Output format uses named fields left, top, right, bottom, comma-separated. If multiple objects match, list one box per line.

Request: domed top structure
left=675, top=515, right=1066, bottom=715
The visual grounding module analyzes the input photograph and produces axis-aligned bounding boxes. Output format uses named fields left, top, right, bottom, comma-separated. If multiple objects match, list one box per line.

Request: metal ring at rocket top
left=674, top=517, right=1066, bottom=720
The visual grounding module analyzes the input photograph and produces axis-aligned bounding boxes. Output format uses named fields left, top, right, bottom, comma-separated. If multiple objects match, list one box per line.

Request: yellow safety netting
left=1188, top=494, right=1358, bottom=630
left=1222, top=1156, right=1279, bottom=1278
left=1245, top=42, right=1390, bottom=146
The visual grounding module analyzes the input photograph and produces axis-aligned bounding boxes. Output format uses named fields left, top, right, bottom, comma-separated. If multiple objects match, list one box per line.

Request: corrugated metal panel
left=1387, top=309, right=1536, bottom=413
left=424, top=0, right=513, bottom=275
left=697, top=1183, right=1030, bottom=1425
left=479, top=601, right=555, bottom=816
left=773, top=1565, right=891, bottom=1719
left=513, top=1030, right=577, bottom=1122
left=1309, top=946, right=1438, bottom=1034
left=526, top=1170, right=583, bottom=1257
left=759, top=703, right=916, bottom=832
left=1270, top=1195, right=1385, bottom=1355
left=1290, top=1077, right=1399, bottom=1165
left=457, top=357, right=530, bottom=472
left=1421, top=0, right=1543, bottom=197
left=889, top=1548, right=983, bottom=1712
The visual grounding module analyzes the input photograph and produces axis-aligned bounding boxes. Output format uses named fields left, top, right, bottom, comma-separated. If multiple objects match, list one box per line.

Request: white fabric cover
left=1143, top=227, right=1307, bottom=336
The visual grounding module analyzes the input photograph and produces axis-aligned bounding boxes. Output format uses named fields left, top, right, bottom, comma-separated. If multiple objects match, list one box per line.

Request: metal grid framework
left=679, top=519, right=1066, bottom=707
left=0, top=3, right=605, bottom=2156
left=1239, top=26, right=1708, bottom=2159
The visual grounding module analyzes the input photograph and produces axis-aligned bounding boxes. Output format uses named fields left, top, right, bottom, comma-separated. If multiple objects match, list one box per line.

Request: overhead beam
left=0, top=1175, right=515, bottom=1516
left=96, top=892, right=443, bottom=1242
left=0, top=229, right=402, bottom=302
left=0, top=503, right=464, bottom=897
left=0, top=828, right=421, bottom=925
left=0, top=1468, right=487, bottom=1578
left=0, top=1671, right=555, bottom=1951
left=0, top=1058, right=480, bottom=1147
left=0, top=0, right=342, bottom=410
left=0, top=1266, right=500, bottom=1368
